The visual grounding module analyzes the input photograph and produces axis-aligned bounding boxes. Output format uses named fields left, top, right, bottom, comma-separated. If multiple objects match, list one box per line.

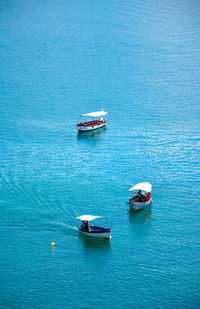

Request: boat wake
left=45, top=220, right=79, bottom=236
left=0, top=171, right=79, bottom=235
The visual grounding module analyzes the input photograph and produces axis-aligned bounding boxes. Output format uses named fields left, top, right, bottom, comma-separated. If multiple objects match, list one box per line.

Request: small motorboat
left=127, top=182, right=152, bottom=211
left=76, top=110, right=107, bottom=132
left=76, top=215, right=111, bottom=239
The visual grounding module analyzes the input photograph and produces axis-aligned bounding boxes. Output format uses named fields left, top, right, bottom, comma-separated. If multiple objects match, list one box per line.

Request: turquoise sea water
left=0, top=0, right=200, bottom=308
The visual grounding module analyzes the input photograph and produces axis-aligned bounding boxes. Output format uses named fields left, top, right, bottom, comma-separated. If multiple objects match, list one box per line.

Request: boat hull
left=78, top=226, right=111, bottom=239
left=77, top=120, right=106, bottom=132
left=128, top=198, right=152, bottom=211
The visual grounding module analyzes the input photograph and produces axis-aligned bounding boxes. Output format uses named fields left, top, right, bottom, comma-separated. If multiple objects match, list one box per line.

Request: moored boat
left=77, top=110, right=107, bottom=132
left=127, top=182, right=152, bottom=211
left=76, top=215, right=111, bottom=239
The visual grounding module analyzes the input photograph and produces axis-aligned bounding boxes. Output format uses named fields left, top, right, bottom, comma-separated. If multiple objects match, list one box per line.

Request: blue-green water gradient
left=0, top=0, right=200, bottom=308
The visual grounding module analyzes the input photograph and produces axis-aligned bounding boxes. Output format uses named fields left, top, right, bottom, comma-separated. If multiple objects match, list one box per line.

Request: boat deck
left=79, top=225, right=111, bottom=233
left=77, top=119, right=106, bottom=127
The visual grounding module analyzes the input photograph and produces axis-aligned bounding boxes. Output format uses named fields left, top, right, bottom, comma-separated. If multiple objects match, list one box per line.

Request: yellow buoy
left=51, top=242, right=55, bottom=247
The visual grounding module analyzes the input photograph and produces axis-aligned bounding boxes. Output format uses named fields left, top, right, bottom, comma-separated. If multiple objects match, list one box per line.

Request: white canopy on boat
left=81, top=110, right=107, bottom=117
left=129, top=182, right=152, bottom=192
left=76, top=215, right=105, bottom=222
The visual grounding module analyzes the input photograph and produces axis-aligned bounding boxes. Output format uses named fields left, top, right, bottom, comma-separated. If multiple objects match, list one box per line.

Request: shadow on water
left=79, top=233, right=111, bottom=251
left=77, top=127, right=107, bottom=140
left=128, top=207, right=152, bottom=225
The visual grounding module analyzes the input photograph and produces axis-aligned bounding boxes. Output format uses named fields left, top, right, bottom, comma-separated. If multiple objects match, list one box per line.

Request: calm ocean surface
left=0, top=0, right=200, bottom=308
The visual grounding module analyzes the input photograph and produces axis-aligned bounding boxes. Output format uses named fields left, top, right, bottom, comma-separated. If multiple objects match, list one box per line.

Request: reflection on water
left=79, top=233, right=111, bottom=251
left=128, top=207, right=152, bottom=225
left=77, top=127, right=107, bottom=140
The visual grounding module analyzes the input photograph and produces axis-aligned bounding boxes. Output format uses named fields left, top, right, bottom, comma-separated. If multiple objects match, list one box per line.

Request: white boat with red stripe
left=77, top=110, right=107, bottom=132
left=127, top=182, right=152, bottom=211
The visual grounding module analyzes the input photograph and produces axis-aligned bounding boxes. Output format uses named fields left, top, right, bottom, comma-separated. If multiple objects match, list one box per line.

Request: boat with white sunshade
left=76, top=215, right=111, bottom=239
left=127, top=182, right=152, bottom=211
left=76, top=110, right=107, bottom=132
